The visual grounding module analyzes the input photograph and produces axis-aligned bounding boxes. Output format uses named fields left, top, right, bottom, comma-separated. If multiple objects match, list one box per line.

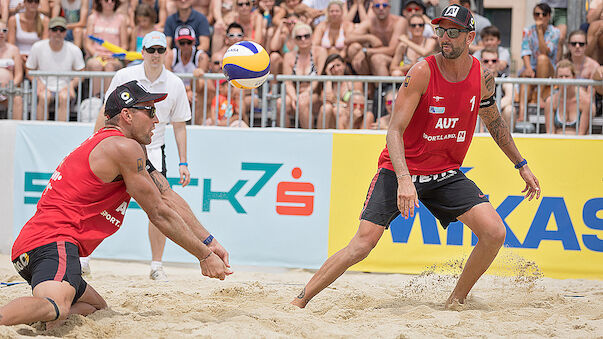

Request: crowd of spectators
left=0, top=0, right=600, bottom=133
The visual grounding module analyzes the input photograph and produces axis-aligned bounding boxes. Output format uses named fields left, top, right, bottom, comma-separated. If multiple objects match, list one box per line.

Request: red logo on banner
left=276, top=167, right=314, bottom=216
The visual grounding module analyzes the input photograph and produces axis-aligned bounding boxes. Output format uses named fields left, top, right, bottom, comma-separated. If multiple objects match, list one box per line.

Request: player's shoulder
left=100, top=135, right=144, bottom=160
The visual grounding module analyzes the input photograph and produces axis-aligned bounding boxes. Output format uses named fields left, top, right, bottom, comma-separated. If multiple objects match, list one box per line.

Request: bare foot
left=291, top=288, right=309, bottom=308
left=445, top=296, right=466, bottom=311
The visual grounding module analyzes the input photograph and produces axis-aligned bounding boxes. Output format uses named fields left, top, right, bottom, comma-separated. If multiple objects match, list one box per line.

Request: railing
left=1, top=71, right=600, bottom=135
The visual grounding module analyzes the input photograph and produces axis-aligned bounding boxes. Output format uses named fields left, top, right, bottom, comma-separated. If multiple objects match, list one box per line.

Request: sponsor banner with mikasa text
left=13, top=124, right=332, bottom=268
left=329, top=133, right=603, bottom=279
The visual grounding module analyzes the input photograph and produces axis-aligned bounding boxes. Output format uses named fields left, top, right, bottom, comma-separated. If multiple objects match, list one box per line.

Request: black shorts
left=360, top=168, right=489, bottom=228
left=12, top=241, right=87, bottom=304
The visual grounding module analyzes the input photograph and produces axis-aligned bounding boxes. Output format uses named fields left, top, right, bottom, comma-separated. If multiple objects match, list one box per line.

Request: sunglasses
left=482, top=58, right=497, bottom=64
left=385, top=100, right=393, bottom=105
left=227, top=33, right=244, bottom=38
left=50, top=26, right=66, bottom=32
left=569, top=41, right=586, bottom=47
left=212, top=60, right=221, bottom=65
left=295, top=33, right=311, bottom=40
left=435, top=27, right=469, bottom=38
left=404, top=6, right=420, bottom=12
left=0, top=28, right=8, bottom=33
left=352, top=102, right=365, bottom=109
left=131, top=106, right=156, bottom=118
left=373, top=3, right=389, bottom=9
left=533, top=11, right=547, bottom=17
left=178, top=39, right=193, bottom=45
left=410, top=23, right=424, bottom=28
left=238, top=1, right=250, bottom=6
left=145, top=46, right=166, bottom=54
left=24, top=0, right=39, bottom=3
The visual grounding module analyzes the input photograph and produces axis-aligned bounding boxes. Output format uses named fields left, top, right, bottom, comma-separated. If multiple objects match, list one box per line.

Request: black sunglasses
left=533, top=11, right=547, bottom=17
left=238, top=1, right=251, bottom=6
left=212, top=60, right=221, bottom=65
left=410, top=23, right=424, bottom=28
left=145, top=46, right=166, bottom=54
left=24, top=0, right=40, bottom=3
left=0, top=28, right=8, bottom=33
left=130, top=106, right=156, bottom=118
left=50, top=26, right=66, bottom=32
left=295, top=33, right=311, bottom=40
left=227, top=33, right=244, bottom=38
left=435, top=27, right=469, bottom=38
left=178, top=39, right=193, bottom=45
left=569, top=41, right=586, bottom=47
left=482, top=58, right=498, bottom=64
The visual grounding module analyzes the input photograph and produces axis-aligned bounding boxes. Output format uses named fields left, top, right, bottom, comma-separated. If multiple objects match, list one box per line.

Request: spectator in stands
left=347, top=0, right=406, bottom=76
left=480, top=48, right=514, bottom=129
left=164, top=0, right=210, bottom=52
left=544, top=59, right=594, bottom=135
left=85, top=0, right=128, bottom=96
left=390, top=13, right=436, bottom=76
left=6, top=0, right=50, bottom=17
left=234, top=0, right=264, bottom=44
left=8, top=0, right=49, bottom=65
left=0, top=21, right=23, bottom=119
left=258, top=0, right=281, bottom=48
left=52, top=0, right=89, bottom=49
left=518, top=2, right=560, bottom=122
left=317, top=53, right=363, bottom=129
left=473, top=25, right=511, bottom=76
left=129, top=3, right=157, bottom=55
left=166, top=24, right=208, bottom=102
left=269, top=12, right=299, bottom=75
left=402, top=0, right=434, bottom=39
left=586, top=0, right=603, bottom=64
left=273, top=0, right=321, bottom=26
left=209, top=0, right=235, bottom=55
left=27, top=17, right=84, bottom=121
left=346, top=0, right=371, bottom=24
left=281, top=23, right=327, bottom=128
left=130, top=0, right=167, bottom=30
left=370, top=87, right=393, bottom=130
left=454, top=0, right=490, bottom=44
left=565, top=29, right=600, bottom=80
left=542, top=0, right=567, bottom=61
left=312, top=1, right=353, bottom=59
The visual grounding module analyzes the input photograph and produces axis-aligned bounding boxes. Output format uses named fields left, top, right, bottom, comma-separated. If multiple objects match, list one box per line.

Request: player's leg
left=70, top=283, right=107, bottom=316
left=447, top=202, right=506, bottom=307
left=147, top=146, right=168, bottom=280
left=291, top=219, right=385, bottom=308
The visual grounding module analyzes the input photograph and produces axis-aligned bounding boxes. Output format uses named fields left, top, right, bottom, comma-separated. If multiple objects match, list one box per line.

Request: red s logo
left=276, top=167, right=314, bottom=216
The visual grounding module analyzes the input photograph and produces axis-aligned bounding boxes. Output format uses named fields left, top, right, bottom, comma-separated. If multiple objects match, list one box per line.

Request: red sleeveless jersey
left=12, top=128, right=132, bottom=260
left=378, top=55, right=482, bottom=175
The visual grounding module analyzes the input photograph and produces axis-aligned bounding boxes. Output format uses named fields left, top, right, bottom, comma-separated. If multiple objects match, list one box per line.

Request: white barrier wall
left=8, top=122, right=332, bottom=268
left=0, top=121, right=16, bottom=254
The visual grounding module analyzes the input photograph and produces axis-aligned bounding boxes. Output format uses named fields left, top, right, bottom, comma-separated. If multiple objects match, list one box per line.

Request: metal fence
left=1, top=70, right=601, bottom=135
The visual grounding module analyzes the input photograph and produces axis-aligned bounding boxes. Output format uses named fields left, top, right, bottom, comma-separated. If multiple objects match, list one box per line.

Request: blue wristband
left=203, top=234, right=214, bottom=245
left=514, top=159, right=527, bottom=169
left=179, top=162, right=188, bottom=167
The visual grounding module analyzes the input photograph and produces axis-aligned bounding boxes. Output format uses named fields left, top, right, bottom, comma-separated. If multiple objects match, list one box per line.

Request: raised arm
left=478, top=65, right=541, bottom=200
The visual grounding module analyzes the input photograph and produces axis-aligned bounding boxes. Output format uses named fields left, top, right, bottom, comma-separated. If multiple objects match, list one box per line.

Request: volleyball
left=222, top=41, right=270, bottom=89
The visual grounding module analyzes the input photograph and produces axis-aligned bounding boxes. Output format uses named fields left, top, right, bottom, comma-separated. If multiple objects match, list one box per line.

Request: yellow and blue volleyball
left=222, top=41, right=270, bottom=89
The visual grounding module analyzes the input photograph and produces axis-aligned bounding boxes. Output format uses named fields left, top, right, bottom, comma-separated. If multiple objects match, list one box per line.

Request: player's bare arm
left=478, top=65, right=541, bottom=200
left=99, top=137, right=231, bottom=279
left=148, top=169, right=231, bottom=267
left=386, top=61, right=429, bottom=218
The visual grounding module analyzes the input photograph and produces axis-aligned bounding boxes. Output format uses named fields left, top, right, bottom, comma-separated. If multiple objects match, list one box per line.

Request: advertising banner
left=329, top=134, right=603, bottom=279
left=14, top=124, right=332, bottom=268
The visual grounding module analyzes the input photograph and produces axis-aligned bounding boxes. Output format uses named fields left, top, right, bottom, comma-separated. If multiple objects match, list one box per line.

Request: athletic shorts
left=360, top=168, right=490, bottom=228
left=12, top=241, right=87, bottom=304
left=147, top=144, right=167, bottom=177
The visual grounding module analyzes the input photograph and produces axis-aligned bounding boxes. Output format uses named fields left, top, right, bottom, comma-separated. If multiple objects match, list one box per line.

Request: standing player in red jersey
left=292, top=4, right=541, bottom=309
left=0, top=80, right=232, bottom=328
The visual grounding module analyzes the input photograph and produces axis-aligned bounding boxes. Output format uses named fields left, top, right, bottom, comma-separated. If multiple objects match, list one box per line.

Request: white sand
left=0, top=251, right=601, bottom=339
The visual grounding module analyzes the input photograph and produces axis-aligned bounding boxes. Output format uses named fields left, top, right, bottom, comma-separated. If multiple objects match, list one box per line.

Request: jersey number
left=469, top=96, right=476, bottom=111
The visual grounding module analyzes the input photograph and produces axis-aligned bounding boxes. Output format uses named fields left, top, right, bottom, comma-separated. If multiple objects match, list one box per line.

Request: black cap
left=431, top=4, right=475, bottom=31
left=104, top=80, right=167, bottom=118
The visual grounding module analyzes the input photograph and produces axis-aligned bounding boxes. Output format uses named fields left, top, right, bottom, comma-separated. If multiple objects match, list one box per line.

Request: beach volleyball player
left=0, top=81, right=232, bottom=328
left=292, top=5, right=541, bottom=309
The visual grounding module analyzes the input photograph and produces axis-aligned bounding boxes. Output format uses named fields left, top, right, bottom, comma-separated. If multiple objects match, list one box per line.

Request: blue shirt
left=521, top=24, right=560, bottom=69
left=164, top=10, right=210, bottom=49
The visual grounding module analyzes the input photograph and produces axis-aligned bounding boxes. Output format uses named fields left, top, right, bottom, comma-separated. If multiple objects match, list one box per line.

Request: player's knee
left=46, top=297, right=70, bottom=321
left=480, top=223, right=506, bottom=248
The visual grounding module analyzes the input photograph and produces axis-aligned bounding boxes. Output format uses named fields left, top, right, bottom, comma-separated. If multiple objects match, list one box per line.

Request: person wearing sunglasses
left=268, top=12, right=299, bottom=75
left=544, top=59, right=594, bottom=135
left=391, top=13, right=436, bottom=76
left=564, top=30, right=600, bottom=80
left=401, top=0, right=436, bottom=39
left=518, top=3, right=560, bottom=123
left=85, top=0, right=128, bottom=96
left=273, top=0, right=321, bottom=27
left=472, top=25, right=510, bottom=76
left=26, top=17, right=84, bottom=121
left=0, top=80, right=232, bottom=329
left=7, top=0, right=49, bottom=65
left=164, top=0, right=210, bottom=53
left=311, top=1, right=353, bottom=59
left=479, top=48, right=513, bottom=130
left=292, top=4, right=541, bottom=310
left=370, top=88, right=394, bottom=130
left=129, top=3, right=157, bottom=59
left=93, top=32, right=193, bottom=280
left=0, top=21, right=24, bottom=120
left=166, top=25, right=208, bottom=104
left=50, top=0, right=89, bottom=49
left=346, top=0, right=406, bottom=76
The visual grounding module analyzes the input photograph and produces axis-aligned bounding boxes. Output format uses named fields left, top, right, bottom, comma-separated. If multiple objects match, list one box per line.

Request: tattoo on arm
left=150, top=171, right=170, bottom=194
left=483, top=68, right=495, bottom=96
left=479, top=105, right=511, bottom=148
left=137, top=158, right=144, bottom=172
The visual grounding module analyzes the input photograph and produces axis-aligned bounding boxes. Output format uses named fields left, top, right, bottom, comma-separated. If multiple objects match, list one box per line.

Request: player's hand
left=179, top=164, right=190, bottom=187
left=397, top=175, right=419, bottom=219
left=519, top=165, right=540, bottom=201
left=199, top=253, right=233, bottom=280
left=208, top=239, right=230, bottom=267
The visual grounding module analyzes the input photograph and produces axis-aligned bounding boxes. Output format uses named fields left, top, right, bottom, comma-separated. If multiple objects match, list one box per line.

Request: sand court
left=0, top=251, right=601, bottom=338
